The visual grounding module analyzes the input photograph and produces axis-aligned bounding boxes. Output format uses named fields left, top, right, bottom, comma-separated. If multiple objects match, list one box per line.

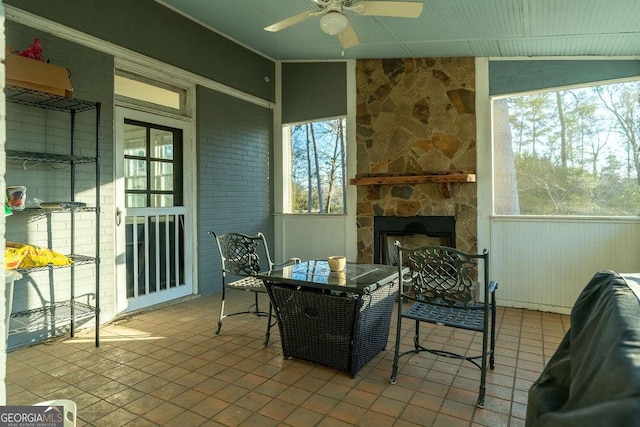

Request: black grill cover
left=526, top=271, right=640, bottom=427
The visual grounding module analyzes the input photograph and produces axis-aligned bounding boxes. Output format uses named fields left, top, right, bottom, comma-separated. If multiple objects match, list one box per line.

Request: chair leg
left=477, top=385, right=486, bottom=408
left=477, top=305, right=493, bottom=408
left=490, top=298, right=497, bottom=370
left=390, top=311, right=403, bottom=384
left=216, top=285, right=227, bottom=335
left=252, top=291, right=260, bottom=315
left=477, top=335, right=488, bottom=408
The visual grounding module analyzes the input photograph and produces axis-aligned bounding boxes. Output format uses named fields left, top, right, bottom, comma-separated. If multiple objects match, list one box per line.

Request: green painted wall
left=490, top=60, right=640, bottom=95
left=6, top=0, right=276, bottom=101
left=282, top=62, right=347, bottom=124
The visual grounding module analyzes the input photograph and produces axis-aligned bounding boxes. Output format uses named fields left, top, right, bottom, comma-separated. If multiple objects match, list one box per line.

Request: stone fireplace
left=354, top=57, right=477, bottom=263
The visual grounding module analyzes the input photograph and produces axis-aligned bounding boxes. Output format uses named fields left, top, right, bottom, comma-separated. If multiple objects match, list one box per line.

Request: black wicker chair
left=210, top=231, right=299, bottom=346
left=390, top=243, right=498, bottom=408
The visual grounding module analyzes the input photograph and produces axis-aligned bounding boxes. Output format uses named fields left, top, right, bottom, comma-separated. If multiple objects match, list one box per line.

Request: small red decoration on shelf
left=16, top=37, right=44, bottom=61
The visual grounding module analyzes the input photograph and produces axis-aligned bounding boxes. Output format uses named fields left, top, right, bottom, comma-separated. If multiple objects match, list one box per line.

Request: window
left=124, top=120, right=183, bottom=207
left=284, top=117, right=346, bottom=214
left=115, top=72, right=186, bottom=114
left=493, top=78, right=640, bottom=216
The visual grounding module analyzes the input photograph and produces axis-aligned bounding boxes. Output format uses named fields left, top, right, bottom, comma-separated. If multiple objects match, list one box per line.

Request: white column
left=0, top=0, right=9, bottom=406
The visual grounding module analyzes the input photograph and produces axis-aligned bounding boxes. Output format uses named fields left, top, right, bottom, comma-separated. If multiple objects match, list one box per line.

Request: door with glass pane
left=115, top=109, right=193, bottom=313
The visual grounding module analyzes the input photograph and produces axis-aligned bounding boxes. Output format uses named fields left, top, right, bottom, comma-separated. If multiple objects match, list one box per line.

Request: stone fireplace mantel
left=354, top=57, right=477, bottom=262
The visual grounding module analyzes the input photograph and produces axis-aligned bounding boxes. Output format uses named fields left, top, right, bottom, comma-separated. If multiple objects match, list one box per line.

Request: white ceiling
left=157, top=0, right=640, bottom=61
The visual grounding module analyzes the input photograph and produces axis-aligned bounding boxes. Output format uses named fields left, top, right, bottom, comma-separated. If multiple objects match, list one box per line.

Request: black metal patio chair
left=209, top=231, right=299, bottom=346
left=390, top=243, right=498, bottom=408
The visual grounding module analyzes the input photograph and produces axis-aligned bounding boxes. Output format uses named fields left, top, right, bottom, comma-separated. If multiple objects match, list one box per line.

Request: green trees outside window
left=494, top=79, right=640, bottom=216
left=284, top=117, right=346, bottom=214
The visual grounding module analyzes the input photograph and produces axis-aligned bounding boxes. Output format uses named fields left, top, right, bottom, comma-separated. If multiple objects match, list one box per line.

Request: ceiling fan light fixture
left=319, top=11, right=349, bottom=35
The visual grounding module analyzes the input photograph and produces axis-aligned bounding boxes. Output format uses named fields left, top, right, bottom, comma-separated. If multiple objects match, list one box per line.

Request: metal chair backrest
left=396, top=243, right=488, bottom=307
left=214, top=232, right=275, bottom=278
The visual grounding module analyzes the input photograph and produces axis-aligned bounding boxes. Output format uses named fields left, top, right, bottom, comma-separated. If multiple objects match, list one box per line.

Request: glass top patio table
left=256, top=260, right=398, bottom=294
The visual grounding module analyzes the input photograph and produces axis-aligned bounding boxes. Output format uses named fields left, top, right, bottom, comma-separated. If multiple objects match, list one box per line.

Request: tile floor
left=6, top=292, right=569, bottom=426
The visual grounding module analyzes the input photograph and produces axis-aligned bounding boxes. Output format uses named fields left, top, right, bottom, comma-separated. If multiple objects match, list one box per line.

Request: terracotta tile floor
left=6, top=292, right=569, bottom=426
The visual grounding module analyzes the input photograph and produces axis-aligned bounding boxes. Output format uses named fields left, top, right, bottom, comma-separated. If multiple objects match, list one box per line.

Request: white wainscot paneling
left=276, top=214, right=355, bottom=263
left=491, top=216, right=640, bottom=314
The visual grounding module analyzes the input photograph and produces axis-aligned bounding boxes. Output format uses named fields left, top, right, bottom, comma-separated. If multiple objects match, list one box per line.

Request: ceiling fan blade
left=264, top=10, right=322, bottom=32
left=351, top=1, right=424, bottom=18
left=340, top=20, right=360, bottom=49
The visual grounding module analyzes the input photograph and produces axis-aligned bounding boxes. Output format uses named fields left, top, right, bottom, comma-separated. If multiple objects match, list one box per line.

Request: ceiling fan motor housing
left=313, top=0, right=354, bottom=9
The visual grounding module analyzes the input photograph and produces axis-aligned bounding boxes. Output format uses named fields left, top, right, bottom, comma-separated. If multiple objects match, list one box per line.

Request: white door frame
left=114, top=106, right=198, bottom=314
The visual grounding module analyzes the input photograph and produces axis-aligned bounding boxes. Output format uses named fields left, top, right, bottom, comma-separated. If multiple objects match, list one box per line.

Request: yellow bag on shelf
left=5, top=242, right=73, bottom=268
left=4, top=246, right=25, bottom=270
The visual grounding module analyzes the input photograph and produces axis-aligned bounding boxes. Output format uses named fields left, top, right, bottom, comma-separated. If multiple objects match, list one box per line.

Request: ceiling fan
left=264, top=0, right=424, bottom=49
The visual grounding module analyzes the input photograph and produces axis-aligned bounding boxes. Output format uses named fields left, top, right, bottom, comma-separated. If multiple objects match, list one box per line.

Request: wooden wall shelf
left=349, top=171, right=476, bottom=199
left=349, top=171, right=476, bottom=186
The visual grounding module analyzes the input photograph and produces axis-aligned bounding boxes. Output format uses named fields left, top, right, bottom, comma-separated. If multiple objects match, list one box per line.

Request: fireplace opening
left=374, top=216, right=456, bottom=265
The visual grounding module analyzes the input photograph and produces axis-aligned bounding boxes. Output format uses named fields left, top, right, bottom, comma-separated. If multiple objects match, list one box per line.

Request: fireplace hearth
left=374, top=216, right=456, bottom=265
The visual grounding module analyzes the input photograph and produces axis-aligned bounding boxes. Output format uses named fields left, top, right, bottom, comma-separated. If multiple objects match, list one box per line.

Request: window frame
left=115, top=71, right=188, bottom=116
left=282, top=115, right=348, bottom=215
left=124, top=119, right=184, bottom=208
left=491, top=75, right=640, bottom=217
